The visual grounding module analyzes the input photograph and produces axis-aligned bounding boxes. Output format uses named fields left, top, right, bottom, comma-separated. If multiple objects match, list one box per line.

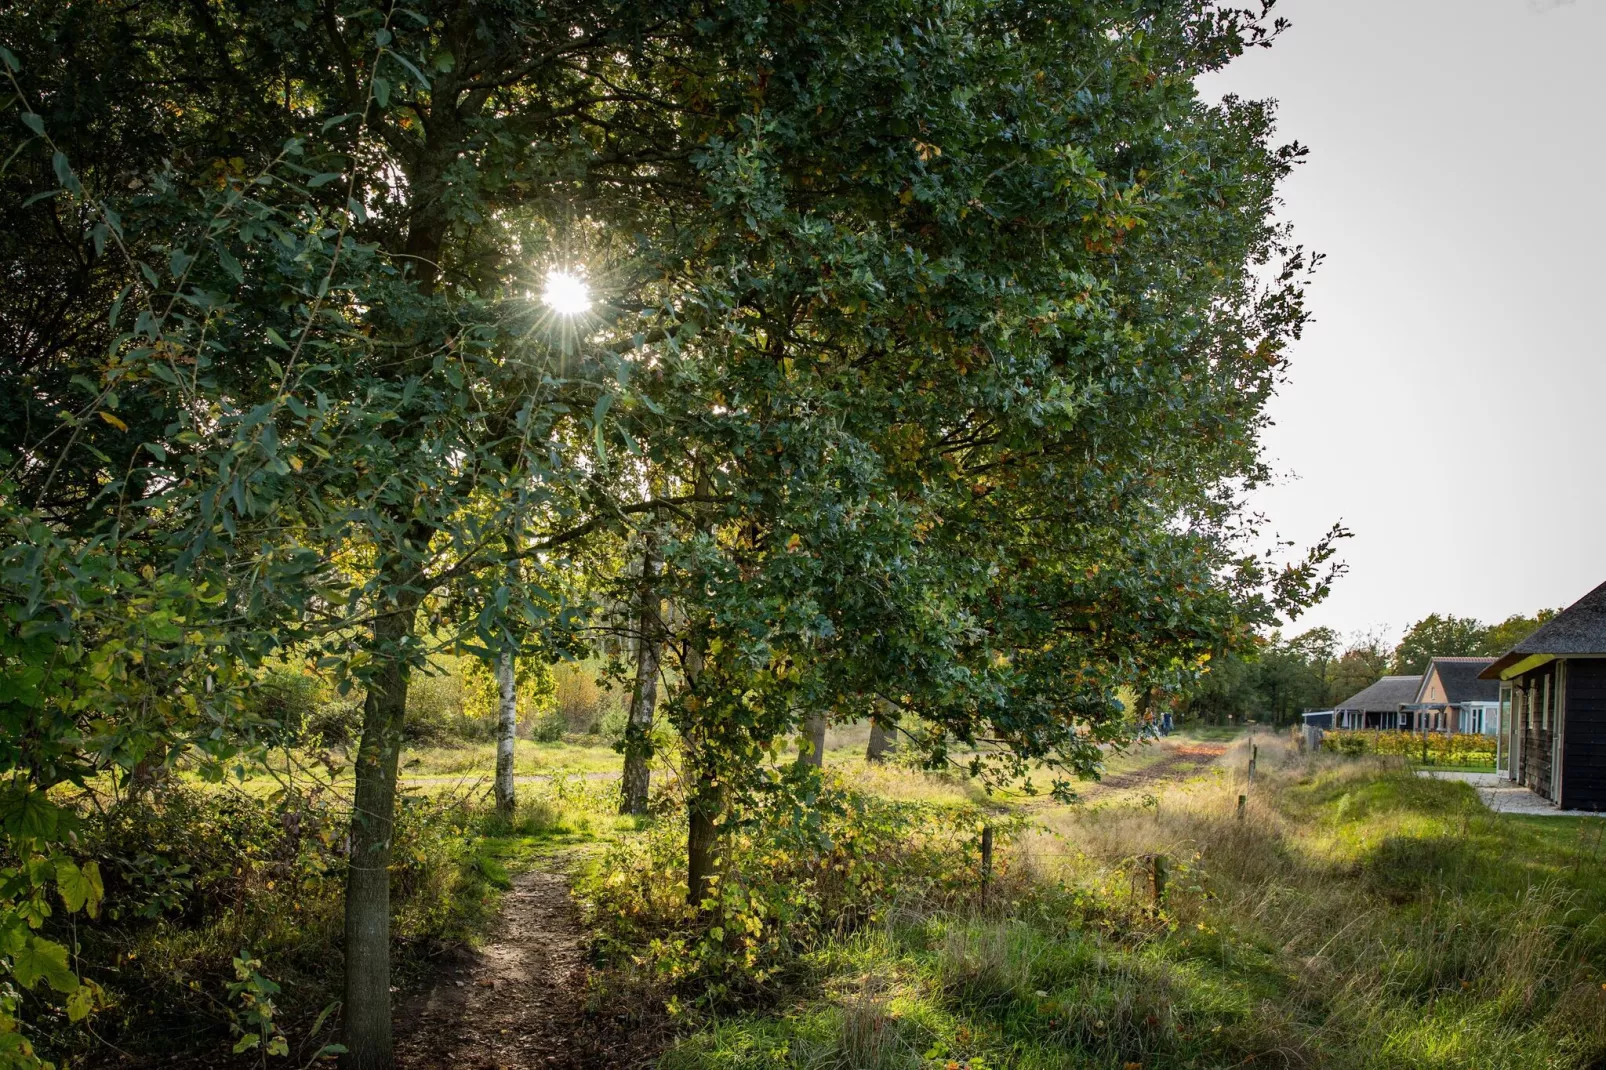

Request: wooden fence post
left=979, top=825, right=994, bottom=900
left=1237, top=794, right=1246, bottom=820
left=1149, top=854, right=1168, bottom=907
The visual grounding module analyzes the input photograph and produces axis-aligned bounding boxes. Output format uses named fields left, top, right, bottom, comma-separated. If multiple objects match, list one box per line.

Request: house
left=1332, top=675, right=1422, bottom=730
left=1402, top=657, right=1501, bottom=735
left=1480, top=580, right=1606, bottom=809
left=1301, top=709, right=1335, bottom=729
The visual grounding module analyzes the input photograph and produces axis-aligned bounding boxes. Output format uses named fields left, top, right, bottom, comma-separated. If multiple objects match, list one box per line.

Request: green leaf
left=233, top=1032, right=261, bottom=1054
left=0, top=787, right=61, bottom=841
left=12, top=936, right=77, bottom=993
left=52, top=151, right=79, bottom=193
left=56, top=859, right=103, bottom=917
left=216, top=245, right=244, bottom=283
left=20, top=112, right=43, bottom=136
left=373, top=76, right=390, bottom=108
left=67, top=982, right=97, bottom=1021
left=433, top=52, right=456, bottom=73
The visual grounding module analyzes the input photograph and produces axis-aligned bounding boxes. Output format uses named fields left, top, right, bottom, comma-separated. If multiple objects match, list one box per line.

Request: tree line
left=0, top=3, right=1337, bottom=1066
left=1186, top=610, right=1558, bottom=726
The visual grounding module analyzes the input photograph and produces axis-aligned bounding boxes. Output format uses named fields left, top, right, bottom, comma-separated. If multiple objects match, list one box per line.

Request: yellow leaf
left=97, top=411, right=128, bottom=432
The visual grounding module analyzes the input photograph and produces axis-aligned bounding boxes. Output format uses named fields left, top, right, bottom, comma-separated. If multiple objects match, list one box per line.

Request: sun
left=541, top=269, right=592, bottom=316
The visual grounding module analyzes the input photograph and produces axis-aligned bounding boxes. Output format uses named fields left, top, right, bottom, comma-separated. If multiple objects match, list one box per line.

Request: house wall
left=1418, top=669, right=1448, bottom=731
left=1516, top=664, right=1558, bottom=799
left=1561, top=659, right=1606, bottom=811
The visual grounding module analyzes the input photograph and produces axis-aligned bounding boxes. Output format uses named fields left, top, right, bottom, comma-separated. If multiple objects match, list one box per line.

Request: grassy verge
left=640, top=739, right=1606, bottom=1069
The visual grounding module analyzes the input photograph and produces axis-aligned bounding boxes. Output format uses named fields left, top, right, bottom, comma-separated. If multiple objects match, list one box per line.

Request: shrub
left=531, top=710, right=568, bottom=743
left=38, top=782, right=506, bottom=1064
left=1321, top=728, right=1496, bottom=766
left=553, top=660, right=622, bottom=735
left=577, top=771, right=1013, bottom=1006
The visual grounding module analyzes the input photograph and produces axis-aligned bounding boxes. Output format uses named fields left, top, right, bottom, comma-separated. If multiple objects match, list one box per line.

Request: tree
left=2, top=2, right=1339, bottom=1065
left=618, top=532, right=663, bottom=816
left=1394, top=614, right=1490, bottom=675
left=1483, top=610, right=1559, bottom=656
left=1330, top=632, right=1394, bottom=703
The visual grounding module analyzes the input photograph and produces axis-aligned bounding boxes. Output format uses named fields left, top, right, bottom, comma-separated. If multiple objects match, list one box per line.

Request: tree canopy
left=0, top=1, right=1341, bottom=1065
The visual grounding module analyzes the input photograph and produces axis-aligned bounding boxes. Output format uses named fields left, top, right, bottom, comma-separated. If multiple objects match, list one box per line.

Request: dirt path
left=1080, top=741, right=1228, bottom=799
left=394, top=862, right=644, bottom=1070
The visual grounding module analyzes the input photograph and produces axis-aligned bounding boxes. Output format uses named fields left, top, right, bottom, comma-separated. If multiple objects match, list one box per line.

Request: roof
left=1334, top=675, right=1423, bottom=713
left=1482, top=580, right=1606, bottom=678
left=1424, top=657, right=1500, bottom=704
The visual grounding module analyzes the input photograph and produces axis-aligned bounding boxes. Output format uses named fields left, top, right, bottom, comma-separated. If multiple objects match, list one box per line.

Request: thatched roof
left=1335, top=675, right=1422, bottom=713
left=1482, top=581, right=1606, bottom=678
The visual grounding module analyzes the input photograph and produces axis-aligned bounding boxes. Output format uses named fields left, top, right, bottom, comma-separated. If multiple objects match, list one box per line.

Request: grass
left=74, top=724, right=1606, bottom=1068
left=650, top=737, right=1606, bottom=1070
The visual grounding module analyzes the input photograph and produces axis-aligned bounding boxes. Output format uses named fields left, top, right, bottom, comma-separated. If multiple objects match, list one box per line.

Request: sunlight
left=541, top=268, right=591, bottom=316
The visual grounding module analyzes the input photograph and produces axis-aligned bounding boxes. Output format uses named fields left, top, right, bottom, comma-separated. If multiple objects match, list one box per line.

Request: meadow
left=46, top=727, right=1606, bottom=1069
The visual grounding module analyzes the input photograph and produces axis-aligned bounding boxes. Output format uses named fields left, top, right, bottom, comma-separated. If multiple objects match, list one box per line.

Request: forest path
left=393, top=860, right=646, bottom=1069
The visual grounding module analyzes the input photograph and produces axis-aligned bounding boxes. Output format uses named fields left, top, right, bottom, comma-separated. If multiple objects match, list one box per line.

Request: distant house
left=1333, top=675, right=1422, bottom=730
left=1481, top=580, right=1606, bottom=809
left=1402, top=657, right=1501, bottom=735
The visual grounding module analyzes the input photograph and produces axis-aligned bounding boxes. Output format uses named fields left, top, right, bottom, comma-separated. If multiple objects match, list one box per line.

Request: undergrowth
left=634, top=739, right=1606, bottom=1070
left=28, top=776, right=606, bottom=1066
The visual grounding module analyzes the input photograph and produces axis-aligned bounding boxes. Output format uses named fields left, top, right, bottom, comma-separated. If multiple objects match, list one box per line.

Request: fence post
left=1149, top=854, right=1168, bottom=907
left=1248, top=743, right=1258, bottom=783
left=980, top=824, right=994, bottom=900
left=1237, top=794, right=1246, bottom=820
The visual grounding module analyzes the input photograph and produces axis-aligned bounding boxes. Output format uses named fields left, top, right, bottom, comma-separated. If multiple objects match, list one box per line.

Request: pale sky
left=1201, top=0, right=1606, bottom=642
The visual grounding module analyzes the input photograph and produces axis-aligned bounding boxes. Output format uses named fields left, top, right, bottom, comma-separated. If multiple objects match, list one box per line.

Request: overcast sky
left=1199, top=0, right=1606, bottom=642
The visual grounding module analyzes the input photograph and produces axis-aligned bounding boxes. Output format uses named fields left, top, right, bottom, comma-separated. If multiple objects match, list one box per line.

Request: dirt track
left=1080, top=741, right=1228, bottom=798
left=393, top=860, right=658, bottom=1070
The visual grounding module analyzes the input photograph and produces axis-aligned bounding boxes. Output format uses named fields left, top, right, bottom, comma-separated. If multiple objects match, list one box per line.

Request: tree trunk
left=686, top=768, right=720, bottom=907
left=494, top=650, right=517, bottom=820
left=342, top=592, right=422, bottom=1070
left=798, top=710, right=827, bottom=768
left=620, top=534, right=662, bottom=816
left=866, top=716, right=891, bottom=763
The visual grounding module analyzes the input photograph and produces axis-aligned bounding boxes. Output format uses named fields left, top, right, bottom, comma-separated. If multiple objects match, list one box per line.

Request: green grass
left=649, top=739, right=1606, bottom=1070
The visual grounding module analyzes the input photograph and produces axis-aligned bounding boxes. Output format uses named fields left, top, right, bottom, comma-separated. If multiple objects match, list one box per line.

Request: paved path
left=1418, top=770, right=1606, bottom=816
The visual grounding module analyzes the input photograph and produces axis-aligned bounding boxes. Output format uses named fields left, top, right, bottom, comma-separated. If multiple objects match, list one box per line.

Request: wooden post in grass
left=1237, top=794, right=1246, bottom=820
left=1148, top=854, right=1168, bottom=907
left=1248, top=742, right=1257, bottom=783
left=979, top=825, right=995, bottom=901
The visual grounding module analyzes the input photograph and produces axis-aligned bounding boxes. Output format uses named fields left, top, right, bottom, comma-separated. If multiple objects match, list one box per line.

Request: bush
left=405, top=668, right=493, bottom=745
left=553, top=660, right=621, bottom=734
left=1321, top=728, right=1496, bottom=766
left=531, top=710, right=568, bottom=743
left=39, top=781, right=509, bottom=1064
left=600, top=706, right=631, bottom=745
left=577, top=771, right=1010, bottom=1005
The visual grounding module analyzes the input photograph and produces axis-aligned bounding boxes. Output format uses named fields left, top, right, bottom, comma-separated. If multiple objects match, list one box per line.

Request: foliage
left=0, top=0, right=1355, bottom=1060
left=22, top=779, right=539, bottom=1064
left=1393, top=614, right=1497, bottom=676
left=579, top=770, right=1012, bottom=1007
left=1394, top=611, right=1562, bottom=676
left=1322, top=728, right=1496, bottom=767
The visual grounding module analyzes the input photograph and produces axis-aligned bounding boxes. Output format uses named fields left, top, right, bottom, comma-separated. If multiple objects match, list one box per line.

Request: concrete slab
left=1417, top=770, right=1606, bottom=816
